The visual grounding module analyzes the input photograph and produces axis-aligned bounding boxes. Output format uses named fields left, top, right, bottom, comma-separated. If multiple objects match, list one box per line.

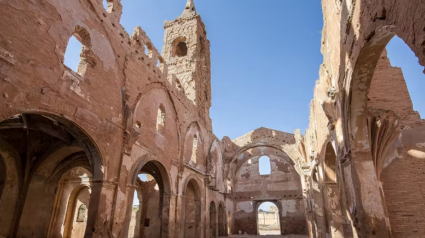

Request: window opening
left=259, top=156, right=271, bottom=175
left=172, top=37, right=188, bottom=57
left=102, top=0, right=108, bottom=12
left=64, top=36, right=83, bottom=73
left=156, top=104, right=166, bottom=134
left=191, top=134, right=198, bottom=163
left=144, top=45, right=149, bottom=56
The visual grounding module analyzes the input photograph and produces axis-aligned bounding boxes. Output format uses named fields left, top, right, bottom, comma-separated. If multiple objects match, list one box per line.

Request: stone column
left=175, top=194, right=186, bottom=238
left=84, top=180, right=117, bottom=238
left=324, top=183, right=345, bottom=238
left=347, top=152, right=391, bottom=238
left=166, top=193, right=177, bottom=238
left=118, top=185, right=137, bottom=238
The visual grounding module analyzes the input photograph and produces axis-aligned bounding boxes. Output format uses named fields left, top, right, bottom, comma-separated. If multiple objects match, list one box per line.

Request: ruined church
left=0, top=0, right=424, bottom=237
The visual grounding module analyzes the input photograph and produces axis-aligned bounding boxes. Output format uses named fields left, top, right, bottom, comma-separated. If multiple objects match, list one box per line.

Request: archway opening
left=0, top=113, right=102, bottom=238
left=210, top=202, right=217, bottom=238
left=183, top=179, right=201, bottom=238
left=257, top=202, right=280, bottom=235
left=127, top=161, right=170, bottom=238
left=61, top=174, right=92, bottom=238
left=350, top=29, right=425, bottom=237
left=370, top=35, right=425, bottom=238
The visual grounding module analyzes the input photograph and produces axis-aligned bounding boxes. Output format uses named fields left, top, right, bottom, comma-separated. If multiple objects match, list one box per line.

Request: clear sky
left=259, top=202, right=276, bottom=212
left=62, top=1, right=425, bottom=141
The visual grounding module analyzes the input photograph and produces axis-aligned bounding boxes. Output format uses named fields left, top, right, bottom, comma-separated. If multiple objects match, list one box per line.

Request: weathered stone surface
left=0, top=0, right=424, bottom=237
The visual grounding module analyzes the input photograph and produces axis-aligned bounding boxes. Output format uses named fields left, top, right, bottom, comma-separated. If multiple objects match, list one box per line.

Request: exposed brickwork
left=381, top=148, right=425, bottom=238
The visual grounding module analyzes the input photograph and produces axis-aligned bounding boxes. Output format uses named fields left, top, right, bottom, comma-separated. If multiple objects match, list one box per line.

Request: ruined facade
left=0, top=0, right=424, bottom=237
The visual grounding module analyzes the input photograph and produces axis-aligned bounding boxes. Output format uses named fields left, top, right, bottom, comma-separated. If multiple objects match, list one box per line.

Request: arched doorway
left=63, top=183, right=91, bottom=238
left=0, top=113, right=103, bottom=238
left=209, top=202, right=217, bottom=238
left=125, top=160, right=171, bottom=238
left=183, top=179, right=201, bottom=238
left=218, top=203, right=226, bottom=236
left=257, top=202, right=280, bottom=235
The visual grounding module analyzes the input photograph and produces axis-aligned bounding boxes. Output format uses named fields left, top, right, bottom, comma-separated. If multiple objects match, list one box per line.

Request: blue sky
left=62, top=1, right=425, bottom=141
left=259, top=202, right=276, bottom=212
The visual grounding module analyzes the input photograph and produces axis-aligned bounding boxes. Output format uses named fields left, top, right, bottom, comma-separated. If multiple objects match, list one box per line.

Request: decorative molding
left=367, top=108, right=401, bottom=180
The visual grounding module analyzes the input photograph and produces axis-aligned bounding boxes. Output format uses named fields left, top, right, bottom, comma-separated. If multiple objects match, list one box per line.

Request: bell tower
left=162, top=0, right=212, bottom=130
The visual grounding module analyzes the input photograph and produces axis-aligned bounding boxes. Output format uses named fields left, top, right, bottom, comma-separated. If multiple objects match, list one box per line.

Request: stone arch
left=232, top=145, right=301, bottom=175
left=348, top=25, right=424, bottom=153
left=62, top=184, right=92, bottom=238
left=346, top=24, right=425, bottom=237
left=255, top=200, right=282, bottom=235
left=133, top=83, right=181, bottom=152
left=135, top=82, right=180, bottom=125
left=123, top=155, right=172, bottom=238
left=181, top=121, right=205, bottom=168
left=181, top=177, right=202, bottom=238
left=0, top=110, right=105, bottom=180
left=171, top=36, right=188, bottom=57
left=0, top=112, right=104, bottom=238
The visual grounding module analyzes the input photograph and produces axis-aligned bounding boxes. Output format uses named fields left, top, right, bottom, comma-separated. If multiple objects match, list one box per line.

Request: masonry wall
left=233, top=147, right=307, bottom=235
left=368, top=49, right=422, bottom=128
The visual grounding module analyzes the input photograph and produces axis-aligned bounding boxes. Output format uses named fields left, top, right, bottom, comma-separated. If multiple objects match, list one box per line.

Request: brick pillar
left=84, top=180, right=117, bottom=238
left=348, top=152, right=391, bottom=238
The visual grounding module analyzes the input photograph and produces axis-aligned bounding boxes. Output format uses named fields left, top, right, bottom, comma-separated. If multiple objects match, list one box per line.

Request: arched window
left=324, top=143, right=337, bottom=183
left=191, top=134, right=198, bottom=163
left=259, top=156, right=271, bottom=175
left=156, top=104, right=165, bottom=134
left=64, top=26, right=92, bottom=76
left=64, top=36, right=82, bottom=72
left=172, top=37, right=188, bottom=57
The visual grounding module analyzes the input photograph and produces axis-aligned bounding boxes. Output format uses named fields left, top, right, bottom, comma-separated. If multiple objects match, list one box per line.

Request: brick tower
left=162, top=0, right=212, bottom=130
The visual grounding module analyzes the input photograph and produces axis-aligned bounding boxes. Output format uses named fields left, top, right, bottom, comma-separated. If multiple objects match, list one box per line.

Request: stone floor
left=221, top=235, right=309, bottom=238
